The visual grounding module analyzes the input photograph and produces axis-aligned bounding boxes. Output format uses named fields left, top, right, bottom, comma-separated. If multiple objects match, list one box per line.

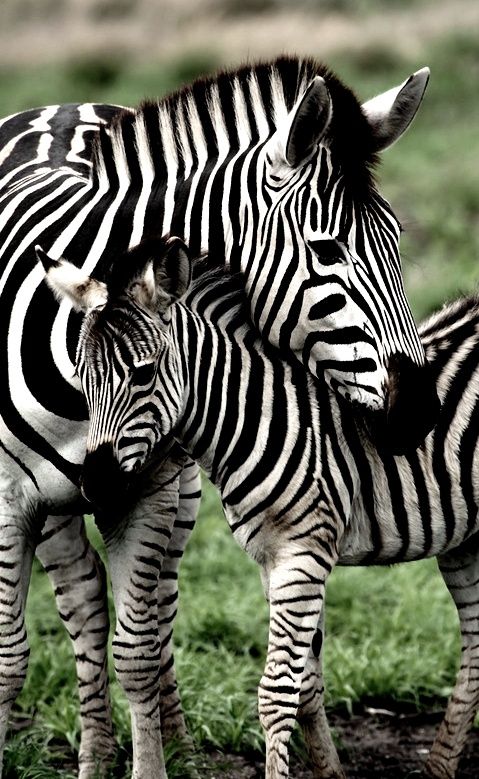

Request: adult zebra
left=2, top=57, right=436, bottom=777
left=49, top=233, right=479, bottom=779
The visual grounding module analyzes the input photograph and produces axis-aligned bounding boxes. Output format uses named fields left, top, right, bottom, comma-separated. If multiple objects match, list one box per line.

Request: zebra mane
left=92, top=55, right=379, bottom=195
left=419, top=292, right=479, bottom=346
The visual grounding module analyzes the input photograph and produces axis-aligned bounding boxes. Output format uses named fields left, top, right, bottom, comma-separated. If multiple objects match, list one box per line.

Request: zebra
left=0, top=103, right=202, bottom=778
left=45, top=232, right=479, bottom=779
left=1, top=56, right=436, bottom=777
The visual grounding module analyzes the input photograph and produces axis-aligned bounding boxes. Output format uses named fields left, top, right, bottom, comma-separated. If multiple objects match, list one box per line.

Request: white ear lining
left=129, top=260, right=159, bottom=310
left=362, top=67, right=430, bottom=151
left=46, top=260, right=108, bottom=313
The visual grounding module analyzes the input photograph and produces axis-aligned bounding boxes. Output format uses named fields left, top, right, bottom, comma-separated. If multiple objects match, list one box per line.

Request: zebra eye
left=309, top=239, right=347, bottom=265
left=134, top=362, right=157, bottom=385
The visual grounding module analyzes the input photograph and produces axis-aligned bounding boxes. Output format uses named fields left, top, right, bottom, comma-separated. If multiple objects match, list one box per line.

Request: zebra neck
left=91, top=103, right=271, bottom=263
left=172, top=298, right=224, bottom=476
left=172, top=276, right=336, bottom=501
left=90, top=59, right=331, bottom=262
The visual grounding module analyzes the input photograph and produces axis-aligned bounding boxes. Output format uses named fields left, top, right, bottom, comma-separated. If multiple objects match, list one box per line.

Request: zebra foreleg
left=260, top=571, right=344, bottom=777
left=297, top=613, right=346, bottom=779
left=98, top=456, right=184, bottom=779
left=258, top=530, right=339, bottom=779
left=0, top=505, right=36, bottom=776
left=158, top=459, right=201, bottom=744
left=36, top=514, right=116, bottom=779
left=425, top=544, right=479, bottom=779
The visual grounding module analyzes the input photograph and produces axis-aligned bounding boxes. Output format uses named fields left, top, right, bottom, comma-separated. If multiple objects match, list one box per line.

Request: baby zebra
left=44, top=235, right=479, bottom=779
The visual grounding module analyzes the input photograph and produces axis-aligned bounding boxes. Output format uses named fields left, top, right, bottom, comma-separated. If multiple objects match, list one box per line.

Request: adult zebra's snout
left=369, top=353, right=440, bottom=455
left=81, top=443, right=130, bottom=512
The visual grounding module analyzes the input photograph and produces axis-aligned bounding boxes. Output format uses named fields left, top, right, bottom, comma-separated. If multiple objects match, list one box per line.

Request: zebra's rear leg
left=258, top=526, right=340, bottom=779
left=158, top=459, right=201, bottom=744
left=37, top=514, right=116, bottom=779
left=425, top=542, right=479, bottom=778
left=297, top=614, right=346, bottom=779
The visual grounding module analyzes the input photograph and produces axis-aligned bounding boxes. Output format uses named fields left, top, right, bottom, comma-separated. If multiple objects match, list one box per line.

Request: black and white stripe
left=69, top=240, right=479, bottom=779
left=2, top=56, right=434, bottom=776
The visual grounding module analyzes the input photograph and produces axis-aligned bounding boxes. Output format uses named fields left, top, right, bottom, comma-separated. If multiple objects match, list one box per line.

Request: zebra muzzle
left=364, top=354, right=440, bottom=455
left=81, top=442, right=131, bottom=513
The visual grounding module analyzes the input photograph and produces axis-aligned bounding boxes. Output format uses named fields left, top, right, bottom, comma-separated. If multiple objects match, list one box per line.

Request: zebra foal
left=44, top=233, right=479, bottom=779
left=2, top=56, right=437, bottom=776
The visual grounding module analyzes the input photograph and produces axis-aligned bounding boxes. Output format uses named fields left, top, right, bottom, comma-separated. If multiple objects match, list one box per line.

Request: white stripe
left=130, top=113, right=155, bottom=246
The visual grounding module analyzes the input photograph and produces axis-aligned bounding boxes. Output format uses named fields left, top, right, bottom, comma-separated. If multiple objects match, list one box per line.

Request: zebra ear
left=284, top=77, right=332, bottom=167
left=362, top=67, right=430, bottom=152
left=153, top=236, right=192, bottom=312
left=35, top=245, right=108, bottom=312
left=126, top=259, right=157, bottom=310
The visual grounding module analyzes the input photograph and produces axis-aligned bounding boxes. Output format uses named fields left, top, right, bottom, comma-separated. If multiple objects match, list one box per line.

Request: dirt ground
left=205, top=706, right=479, bottom=778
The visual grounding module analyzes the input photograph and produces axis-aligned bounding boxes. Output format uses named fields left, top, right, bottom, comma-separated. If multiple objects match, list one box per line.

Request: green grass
left=1, top=28, right=478, bottom=776
left=5, top=481, right=460, bottom=775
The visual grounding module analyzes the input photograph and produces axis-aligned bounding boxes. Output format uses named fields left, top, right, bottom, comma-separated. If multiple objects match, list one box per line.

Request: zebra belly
left=0, top=413, right=88, bottom=515
left=338, top=487, right=479, bottom=566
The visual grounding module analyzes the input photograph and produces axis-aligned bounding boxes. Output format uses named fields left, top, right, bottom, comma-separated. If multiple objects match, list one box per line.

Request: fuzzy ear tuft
left=362, top=67, right=430, bottom=152
left=126, top=260, right=157, bottom=310
left=36, top=245, right=108, bottom=312
left=35, top=245, right=60, bottom=272
left=123, top=236, right=192, bottom=313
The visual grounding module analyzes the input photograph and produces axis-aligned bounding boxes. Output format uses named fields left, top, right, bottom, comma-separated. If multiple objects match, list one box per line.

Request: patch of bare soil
left=205, top=706, right=479, bottom=778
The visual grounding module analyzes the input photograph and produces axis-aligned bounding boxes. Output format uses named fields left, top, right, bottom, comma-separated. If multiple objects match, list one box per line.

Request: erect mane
left=419, top=293, right=479, bottom=342
left=92, top=55, right=378, bottom=194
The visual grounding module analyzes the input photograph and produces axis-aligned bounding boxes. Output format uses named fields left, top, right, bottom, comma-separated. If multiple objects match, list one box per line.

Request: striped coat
left=48, top=235, right=479, bottom=779
left=3, top=56, right=435, bottom=777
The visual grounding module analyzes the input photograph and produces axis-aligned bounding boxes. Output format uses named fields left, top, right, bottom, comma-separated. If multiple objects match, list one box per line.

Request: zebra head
left=36, top=238, right=190, bottom=507
left=239, top=65, right=433, bottom=414
left=38, top=227, right=438, bottom=508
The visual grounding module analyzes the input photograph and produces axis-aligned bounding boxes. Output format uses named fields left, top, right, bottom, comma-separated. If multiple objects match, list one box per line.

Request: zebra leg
left=158, top=459, right=201, bottom=743
left=97, top=456, right=184, bottom=779
left=36, top=514, right=116, bottom=779
left=425, top=544, right=479, bottom=779
left=258, top=529, right=340, bottom=779
left=297, top=612, right=346, bottom=779
left=260, top=568, right=344, bottom=779
left=0, top=507, right=36, bottom=775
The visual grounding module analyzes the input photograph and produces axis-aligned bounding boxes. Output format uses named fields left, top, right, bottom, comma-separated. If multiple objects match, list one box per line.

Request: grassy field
left=6, top=493, right=459, bottom=778
left=0, top=28, right=478, bottom=779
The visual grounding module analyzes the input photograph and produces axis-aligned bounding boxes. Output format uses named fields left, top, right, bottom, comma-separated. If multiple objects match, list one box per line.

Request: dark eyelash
left=309, top=239, right=346, bottom=265
left=134, top=362, right=157, bottom=385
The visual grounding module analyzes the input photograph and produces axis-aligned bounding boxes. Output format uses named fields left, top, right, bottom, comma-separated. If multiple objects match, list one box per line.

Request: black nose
left=367, top=354, right=440, bottom=455
left=81, top=443, right=128, bottom=511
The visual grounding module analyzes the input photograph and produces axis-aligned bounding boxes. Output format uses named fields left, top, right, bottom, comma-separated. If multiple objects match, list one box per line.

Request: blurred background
left=1, top=0, right=478, bottom=316
left=1, top=1, right=478, bottom=776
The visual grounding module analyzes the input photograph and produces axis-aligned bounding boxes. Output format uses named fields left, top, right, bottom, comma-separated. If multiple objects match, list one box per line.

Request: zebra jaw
left=35, top=245, right=108, bottom=313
